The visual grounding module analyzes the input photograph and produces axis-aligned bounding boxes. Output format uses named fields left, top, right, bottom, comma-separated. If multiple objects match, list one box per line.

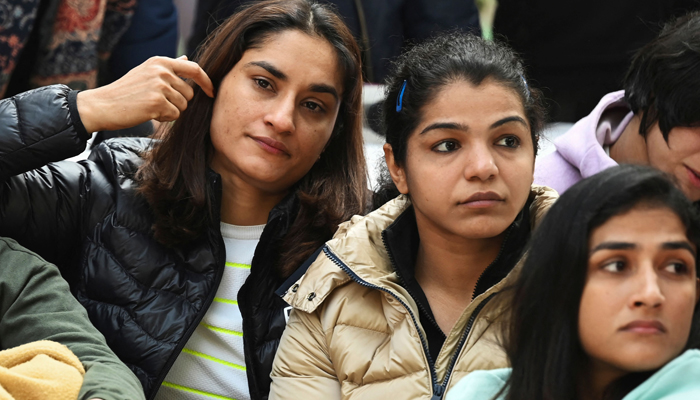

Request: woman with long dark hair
left=447, top=165, right=700, bottom=400
left=0, top=1, right=367, bottom=399
left=269, top=32, right=555, bottom=399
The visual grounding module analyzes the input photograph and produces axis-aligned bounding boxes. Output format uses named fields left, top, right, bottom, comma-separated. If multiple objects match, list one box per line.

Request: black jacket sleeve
left=0, top=84, right=101, bottom=272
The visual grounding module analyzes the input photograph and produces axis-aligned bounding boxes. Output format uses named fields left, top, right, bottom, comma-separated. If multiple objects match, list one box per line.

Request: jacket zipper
left=323, top=246, right=495, bottom=400
left=323, top=246, right=440, bottom=394
left=148, top=178, right=227, bottom=400
left=438, top=292, right=496, bottom=393
left=380, top=232, right=445, bottom=356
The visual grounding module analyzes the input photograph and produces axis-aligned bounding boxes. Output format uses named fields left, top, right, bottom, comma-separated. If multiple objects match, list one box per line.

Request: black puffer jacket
left=0, top=85, right=295, bottom=400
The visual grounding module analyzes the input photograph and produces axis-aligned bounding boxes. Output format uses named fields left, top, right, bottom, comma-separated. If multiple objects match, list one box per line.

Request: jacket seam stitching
left=12, top=97, right=26, bottom=146
left=348, top=369, right=425, bottom=387
left=85, top=234, right=198, bottom=313
left=3, top=126, right=74, bottom=158
left=79, top=293, right=179, bottom=345
left=333, top=323, right=390, bottom=336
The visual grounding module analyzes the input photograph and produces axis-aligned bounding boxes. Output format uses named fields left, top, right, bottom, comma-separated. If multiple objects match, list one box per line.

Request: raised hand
left=77, top=56, right=215, bottom=133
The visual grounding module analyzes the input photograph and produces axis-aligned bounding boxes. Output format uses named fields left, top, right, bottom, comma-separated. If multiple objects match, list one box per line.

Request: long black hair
left=373, top=32, right=546, bottom=208
left=504, top=164, right=700, bottom=400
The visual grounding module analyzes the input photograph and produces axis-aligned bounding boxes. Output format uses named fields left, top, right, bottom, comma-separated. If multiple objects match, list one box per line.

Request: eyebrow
left=662, top=241, right=697, bottom=257
left=309, top=83, right=339, bottom=101
left=589, top=241, right=697, bottom=257
left=245, top=62, right=339, bottom=101
left=590, top=242, right=636, bottom=253
left=490, top=116, right=528, bottom=129
left=246, top=61, right=286, bottom=80
left=419, top=122, right=469, bottom=135
left=419, top=116, right=528, bottom=135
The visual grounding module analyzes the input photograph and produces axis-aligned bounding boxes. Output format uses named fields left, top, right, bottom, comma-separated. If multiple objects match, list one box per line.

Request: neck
left=608, top=115, right=649, bottom=165
left=215, top=170, right=288, bottom=226
left=579, top=359, right=628, bottom=400
left=413, top=213, right=505, bottom=333
left=414, top=233, right=504, bottom=298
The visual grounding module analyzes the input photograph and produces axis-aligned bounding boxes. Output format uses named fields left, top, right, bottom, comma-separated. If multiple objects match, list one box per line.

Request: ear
left=383, top=143, right=409, bottom=194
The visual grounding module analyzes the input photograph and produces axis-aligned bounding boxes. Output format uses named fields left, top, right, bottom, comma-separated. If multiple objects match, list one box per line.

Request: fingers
left=169, top=75, right=195, bottom=101
left=169, top=58, right=215, bottom=98
left=154, top=93, right=182, bottom=122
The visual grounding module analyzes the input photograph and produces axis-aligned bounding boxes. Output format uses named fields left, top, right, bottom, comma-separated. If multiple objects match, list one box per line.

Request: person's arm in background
left=0, top=236, right=145, bottom=400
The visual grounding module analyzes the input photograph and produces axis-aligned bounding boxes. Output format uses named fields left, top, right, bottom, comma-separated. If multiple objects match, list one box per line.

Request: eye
left=254, top=78, right=272, bottom=90
left=432, top=140, right=460, bottom=153
left=601, top=260, right=626, bottom=272
left=303, top=101, right=324, bottom=113
left=663, top=261, right=689, bottom=275
left=495, top=135, right=521, bottom=148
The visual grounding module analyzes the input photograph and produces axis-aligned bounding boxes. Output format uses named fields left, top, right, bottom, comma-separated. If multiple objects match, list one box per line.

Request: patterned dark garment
left=0, top=0, right=41, bottom=96
left=0, top=0, right=137, bottom=98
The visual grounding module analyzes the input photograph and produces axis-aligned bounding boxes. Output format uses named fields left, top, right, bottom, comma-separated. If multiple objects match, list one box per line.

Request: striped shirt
left=155, top=223, right=265, bottom=400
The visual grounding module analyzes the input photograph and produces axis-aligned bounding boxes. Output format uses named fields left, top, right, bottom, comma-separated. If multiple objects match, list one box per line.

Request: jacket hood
left=282, top=185, right=558, bottom=312
left=552, top=90, right=634, bottom=179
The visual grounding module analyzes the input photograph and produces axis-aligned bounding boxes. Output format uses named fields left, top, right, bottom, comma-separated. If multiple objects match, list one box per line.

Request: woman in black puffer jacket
left=0, top=1, right=368, bottom=399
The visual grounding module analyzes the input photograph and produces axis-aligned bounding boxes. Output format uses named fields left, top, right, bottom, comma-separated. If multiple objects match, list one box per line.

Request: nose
left=264, top=94, right=296, bottom=134
left=464, top=143, right=498, bottom=181
left=630, top=266, right=665, bottom=309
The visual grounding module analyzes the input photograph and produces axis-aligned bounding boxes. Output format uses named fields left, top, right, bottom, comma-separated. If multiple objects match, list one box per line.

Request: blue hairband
left=396, top=80, right=407, bottom=112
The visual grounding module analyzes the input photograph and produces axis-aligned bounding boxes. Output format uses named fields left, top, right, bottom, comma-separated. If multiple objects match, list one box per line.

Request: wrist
left=76, top=89, right=101, bottom=134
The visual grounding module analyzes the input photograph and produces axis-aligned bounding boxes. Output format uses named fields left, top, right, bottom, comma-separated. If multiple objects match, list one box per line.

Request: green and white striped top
left=154, top=222, right=265, bottom=400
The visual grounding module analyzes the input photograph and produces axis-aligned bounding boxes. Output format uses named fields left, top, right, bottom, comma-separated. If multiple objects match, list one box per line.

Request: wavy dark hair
left=624, top=11, right=700, bottom=140
left=503, top=165, right=700, bottom=400
left=373, top=32, right=546, bottom=208
left=136, top=0, right=368, bottom=276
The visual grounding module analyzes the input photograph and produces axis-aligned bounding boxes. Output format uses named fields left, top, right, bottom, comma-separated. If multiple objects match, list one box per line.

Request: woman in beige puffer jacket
left=270, top=33, right=557, bottom=400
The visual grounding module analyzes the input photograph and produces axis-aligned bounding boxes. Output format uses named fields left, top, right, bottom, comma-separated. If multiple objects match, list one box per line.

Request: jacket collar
left=383, top=196, right=532, bottom=302
left=282, top=185, right=559, bottom=312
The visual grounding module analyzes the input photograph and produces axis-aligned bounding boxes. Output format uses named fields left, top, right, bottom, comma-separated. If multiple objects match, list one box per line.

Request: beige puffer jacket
left=270, top=186, right=558, bottom=400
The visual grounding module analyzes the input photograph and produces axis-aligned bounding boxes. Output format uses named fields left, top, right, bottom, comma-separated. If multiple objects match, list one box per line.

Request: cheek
left=578, top=282, right=615, bottom=354
left=500, top=154, right=535, bottom=198
left=667, top=286, right=698, bottom=340
left=403, top=154, right=456, bottom=203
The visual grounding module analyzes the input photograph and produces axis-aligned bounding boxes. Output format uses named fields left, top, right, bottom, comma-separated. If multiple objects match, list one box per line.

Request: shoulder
left=88, top=137, right=153, bottom=178
left=625, top=350, right=700, bottom=400
left=446, top=368, right=511, bottom=400
left=0, top=236, right=47, bottom=264
left=0, top=237, right=60, bottom=289
left=529, top=184, right=559, bottom=229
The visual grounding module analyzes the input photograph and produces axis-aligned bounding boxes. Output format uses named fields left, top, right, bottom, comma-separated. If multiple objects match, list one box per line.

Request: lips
left=686, top=165, right=700, bottom=189
left=251, top=135, right=289, bottom=155
left=619, top=320, right=666, bottom=334
left=459, top=191, right=505, bottom=208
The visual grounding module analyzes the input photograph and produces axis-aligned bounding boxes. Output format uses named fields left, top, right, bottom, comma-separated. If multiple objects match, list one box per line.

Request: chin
left=612, top=350, right=679, bottom=373
left=456, top=218, right=513, bottom=239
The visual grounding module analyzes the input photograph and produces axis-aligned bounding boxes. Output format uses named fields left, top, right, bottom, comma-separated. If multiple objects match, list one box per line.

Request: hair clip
left=396, top=80, right=407, bottom=112
left=520, top=74, right=531, bottom=99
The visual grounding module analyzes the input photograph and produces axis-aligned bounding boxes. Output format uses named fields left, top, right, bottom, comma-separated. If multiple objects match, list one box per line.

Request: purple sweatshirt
left=534, top=90, right=635, bottom=194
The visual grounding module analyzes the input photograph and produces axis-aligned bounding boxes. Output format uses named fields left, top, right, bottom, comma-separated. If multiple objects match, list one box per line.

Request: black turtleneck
left=381, top=195, right=534, bottom=363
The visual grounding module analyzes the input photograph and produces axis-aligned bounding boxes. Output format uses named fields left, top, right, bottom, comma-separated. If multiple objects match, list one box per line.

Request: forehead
left=589, top=206, right=688, bottom=246
left=418, top=79, right=527, bottom=128
left=239, top=30, right=344, bottom=92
